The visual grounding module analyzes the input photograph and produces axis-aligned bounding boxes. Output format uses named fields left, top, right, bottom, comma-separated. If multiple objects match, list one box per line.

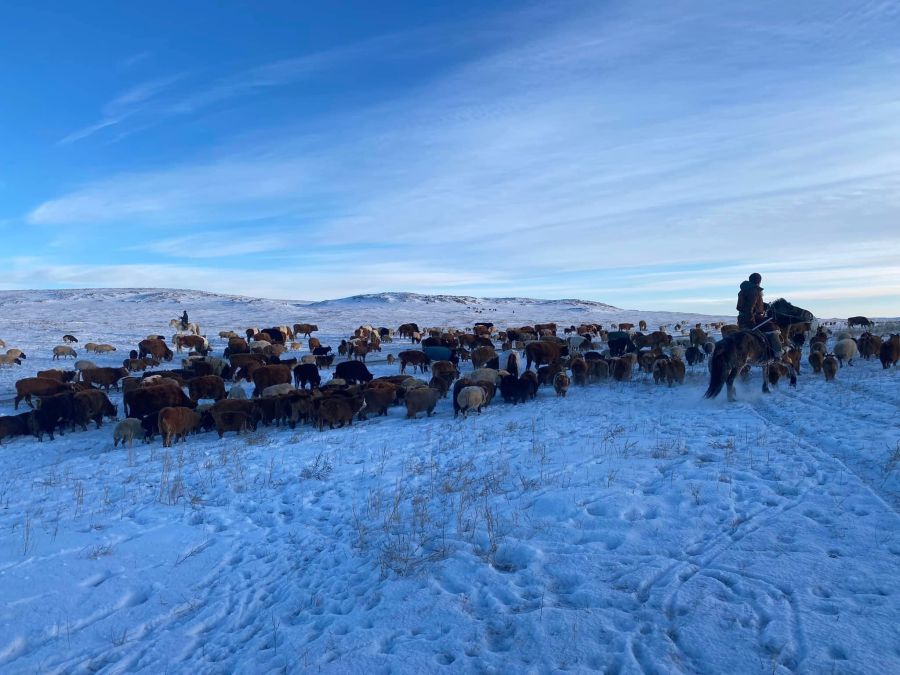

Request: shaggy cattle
left=188, top=375, right=227, bottom=402
left=81, top=366, right=130, bottom=392
left=335, top=360, right=374, bottom=385
left=553, top=372, right=570, bottom=397
left=405, top=387, right=440, bottom=419
left=847, top=316, right=872, bottom=329
left=537, top=364, right=562, bottom=386
left=833, top=338, right=859, bottom=366
left=720, top=324, right=740, bottom=337
left=314, top=395, right=363, bottom=431
left=113, top=418, right=143, bottom=447
left=14, top=378, right=73, bottom=410
left=251, top=364, right=292, bottom=397
left=158, top=406, right=202, bottom=447
left=73, top=390, right=117, bottom=430
left=524, top=341, right=561, bottom=372
left=783, top=346, right=802, bottom=374
left=663, top=358, right=686, bottom=387
left=29, top=392, right=75, bottom=440
left=293, top=323, right=318, bottom=338
left=399, top=350, right=431, bottom=374
left=606, top=332, right=636, bottom=358
left=470, top=346, right=498, bottom=370
left=139, top=338, right=174, bottom=362
left=36, top=369, right=77, bottom=383
left=0, top=412, right=32, bottom=443
left=293, top=363, right=321, bottom=389
left=589, top=359, right=610, bottom=382
left=689, top=328, right=708, bottom=347
left=570, top=357, right=589, bottom=386
left=685, top=346, right=705, bottom=366
left=125, top=384, right=196, bottom=419
left=52, top=345, right=77, bottom=360
left=880, top=334, right=900, bottom=369
left=766, top=361, right=797, bottom=388
left=456, top=386, right=486, bottom=417
left=857, top=332, right=882, bottom=360
left=611, top=354, right=637, bottom=382
left=174, top=334, right=209, bottom=354
left=633, top=331, right=672, bottom=349
left=360, top=386, right=396, bottom=420
left=431, top=360, right=459, bottom=383
left=823, top=355, right=839, bottom=381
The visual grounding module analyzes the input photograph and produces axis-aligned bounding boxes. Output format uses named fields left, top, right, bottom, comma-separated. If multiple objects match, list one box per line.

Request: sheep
left=262, top=383, right=295, bottom=398
left=6, top=348, right=26, bottom=360
left=823, top=355, right=839, bottom=381
left=52, top=345, right=78, bottom=360
left=228, top=384, right=248, bottom=400
left=553, top=372, right=570, bottom=397
left=469, top=368, right=502, bottom=385
left=75, top=359, right=98, bottom=372
left=456, top=386, right=485, bottom=417
left=386, top=354, right=396, bottom=366
left=833, top=338, right=858, bottom=366
left=0, top=354, right=22, bottom=367
left=810, top=341, right=826, bottom=355
left=405, top=387, right=440, bottom=419
left=113, top=418, right=143, bottom=448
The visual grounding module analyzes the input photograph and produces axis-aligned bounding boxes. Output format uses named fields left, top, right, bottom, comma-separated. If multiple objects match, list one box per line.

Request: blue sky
left=2, top=1, right=899, bottom=316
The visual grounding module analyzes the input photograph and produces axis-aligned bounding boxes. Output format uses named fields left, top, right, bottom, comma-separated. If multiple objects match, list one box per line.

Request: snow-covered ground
left=0, top=289, right=897, bottom=673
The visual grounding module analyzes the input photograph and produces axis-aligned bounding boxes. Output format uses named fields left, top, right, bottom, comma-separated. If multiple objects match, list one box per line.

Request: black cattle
left=293, top=363, right=321, bottom=389
left=608, top=335, right=637, bottom=357
left=334, top=361, right=373, bottom=384
left=312, top=346, right=333, bottom=356
left=30, top=392, right=75, bottom=441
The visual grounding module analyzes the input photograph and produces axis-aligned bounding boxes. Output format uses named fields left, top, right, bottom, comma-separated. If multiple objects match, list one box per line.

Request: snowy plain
left=0, top=289, right=897, bottom=674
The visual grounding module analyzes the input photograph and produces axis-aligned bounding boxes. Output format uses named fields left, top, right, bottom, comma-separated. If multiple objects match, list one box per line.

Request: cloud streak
left=29, top=1, right=900, bottom=315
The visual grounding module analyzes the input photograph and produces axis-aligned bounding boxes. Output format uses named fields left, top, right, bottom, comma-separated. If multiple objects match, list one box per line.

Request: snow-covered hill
left=0, top=288, right=897, bottom=673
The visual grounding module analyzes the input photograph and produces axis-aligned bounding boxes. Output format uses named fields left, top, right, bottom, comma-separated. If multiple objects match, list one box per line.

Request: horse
left=704, top=331, right=783, bottom=402
left=767, top=298, right=814, bottom=347
left=169, top=318, right=201, bottom=335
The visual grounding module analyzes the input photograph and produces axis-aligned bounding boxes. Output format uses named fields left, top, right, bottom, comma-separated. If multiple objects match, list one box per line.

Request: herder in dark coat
left=736, top=273, right=766, bottom=330
left=181, top=310, right=189, bottom=331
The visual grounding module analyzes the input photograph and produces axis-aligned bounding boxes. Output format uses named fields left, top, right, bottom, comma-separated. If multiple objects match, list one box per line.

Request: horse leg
left=726, top=368, right=737, bottom=402
left=762, top=365, right=770, bottom=393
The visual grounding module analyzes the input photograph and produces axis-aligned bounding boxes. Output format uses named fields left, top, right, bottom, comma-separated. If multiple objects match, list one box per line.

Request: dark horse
left=767, top=298, right=814, bottom=347
left=704, top=330, right=785, bottom=402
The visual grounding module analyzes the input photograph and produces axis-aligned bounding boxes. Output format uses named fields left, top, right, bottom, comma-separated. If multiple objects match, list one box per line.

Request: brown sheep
left=158, top=407, right=202, bottom=447
left=188, top=375, right=227, bottom=402
left=553, top=372, right=570, bottom=397
left=52, top=345, right=77, bottom=360
left=405, top=387, right=440, bottom=419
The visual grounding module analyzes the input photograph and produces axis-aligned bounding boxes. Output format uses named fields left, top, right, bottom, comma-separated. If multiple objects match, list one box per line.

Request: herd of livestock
left=0, top=315, right=897, bottom=448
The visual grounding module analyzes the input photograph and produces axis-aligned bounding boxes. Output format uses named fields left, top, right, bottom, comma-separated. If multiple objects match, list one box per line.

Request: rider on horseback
left=736, top=273, right=766, bottom=330
left=181, top=310, right=189, bottom=331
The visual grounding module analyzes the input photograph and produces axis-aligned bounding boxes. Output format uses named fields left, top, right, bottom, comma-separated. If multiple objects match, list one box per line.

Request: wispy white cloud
left=30, top=1, right=900, bottom=315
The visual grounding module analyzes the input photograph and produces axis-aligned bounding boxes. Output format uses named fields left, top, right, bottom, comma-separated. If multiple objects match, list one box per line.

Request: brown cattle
left=857, top=332, right=882, bottom=360
left=175, top=334, right=208, bottom=353
left=314, top=394, right=363, bottom=431
left=360, top=386, right=396, bottom=420
left=633, top=331, right=672, bottom=349
left=618, top=323, right=634, bottom=331
left=293, top=323, right=318, bottom=338
left=570, top=357, right=588, bottom=386
left=125, top=384, right=196, bottom=419
left=36, top=369, right=77, bottom=383
left=471, top=346, right=498, bottom=369
left=524, top=341, right=561, bottom=372
left=188, top=375, right=227, bottom=402
left=0, top=412, right=32, bottom=443
left=251, top=364, right=292, bottom=397
left=399, top=350, right=430, bottom=374
left=158, top=406, right=202, bottom=447
left=553, top=372, right=570, bottom=397
left=405, top=387, right=440, bottom=419
left=81, top=367, right=130, bottom=392
left=689, top=327, right=708, bottom=347
left=720, top=324, right=740, bottom=338
left=880, top=334, right=899, bottom=369
left=847, top=316, right=872, bottom=329
left=73, top=390, right=117, bottom=430
left=14, top=378, right=72, bottom=410
left=139, top=338, right=174, bottom=362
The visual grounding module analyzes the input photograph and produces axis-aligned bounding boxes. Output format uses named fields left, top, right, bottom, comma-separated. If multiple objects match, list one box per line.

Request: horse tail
left=704, top=342, right=728, bottom=399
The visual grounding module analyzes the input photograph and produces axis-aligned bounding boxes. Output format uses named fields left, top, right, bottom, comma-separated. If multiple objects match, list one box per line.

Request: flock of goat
left=0, top=316, right=897, bottom=448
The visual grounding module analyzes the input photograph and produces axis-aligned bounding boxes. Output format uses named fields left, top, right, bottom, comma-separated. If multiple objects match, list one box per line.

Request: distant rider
left=181, top=310, right=189, bottom=331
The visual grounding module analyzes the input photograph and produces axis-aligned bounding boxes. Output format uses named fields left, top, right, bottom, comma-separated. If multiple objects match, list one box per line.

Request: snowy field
left=0, top=289, right=898, bottom=674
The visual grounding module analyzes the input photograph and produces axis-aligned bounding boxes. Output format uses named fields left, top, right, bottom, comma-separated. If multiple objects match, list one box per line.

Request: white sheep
left=456, top=385, right=485, bottom=417
left=228, top=384, right=248, bottom=400
left=833, top=338, right=858, bottom=366
left=0, top=354, right=22, bottom=367
left=75, top=360, right=98, bottom=372
left=469, top=368, right=502, bottom=385
left=262, top=383, right=295, bottom=397
left=113, top=418, right=143, bottom=448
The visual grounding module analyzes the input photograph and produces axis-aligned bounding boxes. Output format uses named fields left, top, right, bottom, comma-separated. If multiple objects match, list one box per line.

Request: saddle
left=749, top=329, right=783, bottom=362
